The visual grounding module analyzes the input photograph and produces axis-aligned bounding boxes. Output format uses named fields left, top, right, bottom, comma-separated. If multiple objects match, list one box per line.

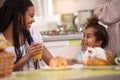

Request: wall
left=0, top=0, right=98, bottom=31
left=77, top=0, right=98, bottom=10
left=32, top=0, right=98, bottom=31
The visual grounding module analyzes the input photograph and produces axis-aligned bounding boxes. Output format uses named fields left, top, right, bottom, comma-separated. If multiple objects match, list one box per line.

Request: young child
left=76, top=16, right=108, bottom=65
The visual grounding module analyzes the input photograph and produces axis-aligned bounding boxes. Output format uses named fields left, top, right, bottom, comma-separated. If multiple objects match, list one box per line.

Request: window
left=31, top=0, right=78, bottom=31
left=31, top=0, right=60, bottom=29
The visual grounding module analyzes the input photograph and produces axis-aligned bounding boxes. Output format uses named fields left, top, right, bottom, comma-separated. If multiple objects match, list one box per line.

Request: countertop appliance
left=73, top=9, right=94, bottom=32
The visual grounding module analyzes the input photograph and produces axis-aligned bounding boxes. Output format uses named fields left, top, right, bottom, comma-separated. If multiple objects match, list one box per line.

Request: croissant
left=49, top=56, right=68, bottom=68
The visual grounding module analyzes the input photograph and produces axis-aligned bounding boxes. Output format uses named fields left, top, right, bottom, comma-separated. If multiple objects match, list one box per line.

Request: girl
left=76, top=16, right=108, bottom=64
left=0, top=0, right=53, bottom=71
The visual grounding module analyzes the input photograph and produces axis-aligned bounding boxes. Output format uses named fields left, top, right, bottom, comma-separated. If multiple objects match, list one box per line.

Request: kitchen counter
left=3, top=66, right=120, bottom=80
left=42, top=33, right=83, bottom=42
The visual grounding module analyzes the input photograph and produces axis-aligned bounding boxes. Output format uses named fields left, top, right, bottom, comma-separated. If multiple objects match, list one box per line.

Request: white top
left=0, top=28, right=45, bottom=71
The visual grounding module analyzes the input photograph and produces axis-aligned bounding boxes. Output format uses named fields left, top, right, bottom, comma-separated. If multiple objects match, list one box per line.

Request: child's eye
left=83, top=34, right=92, bottom=39
left=86, top=35, right=91, bottom=38
left=83, top=35, right=85, bottom=38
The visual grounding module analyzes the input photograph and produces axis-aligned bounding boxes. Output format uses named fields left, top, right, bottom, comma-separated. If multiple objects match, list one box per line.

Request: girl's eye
left=86, top=35, right=91, bottom=38
left=30, top=14, right=34, bottom=17
left=83, top=34, right=92, bottom=39
left=30, top=15, right=34, bottom=17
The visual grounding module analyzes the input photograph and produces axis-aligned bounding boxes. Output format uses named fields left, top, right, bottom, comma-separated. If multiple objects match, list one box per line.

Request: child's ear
left=96, top=40, right=103, bottom=46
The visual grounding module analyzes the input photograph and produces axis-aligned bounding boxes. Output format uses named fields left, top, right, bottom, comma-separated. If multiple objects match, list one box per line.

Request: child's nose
left=82, top=37, right=86, bottom=41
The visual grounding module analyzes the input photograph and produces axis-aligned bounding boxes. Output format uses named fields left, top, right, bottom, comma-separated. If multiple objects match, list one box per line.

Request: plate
left=81, top=66, right=120, bottom=70
left=41, top=66, right=72, bottom=71
left=67, top=64, right=84, bottom=69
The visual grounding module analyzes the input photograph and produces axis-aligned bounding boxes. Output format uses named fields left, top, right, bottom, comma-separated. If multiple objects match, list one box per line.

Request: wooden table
left=2, top=66, right=120, bottom=80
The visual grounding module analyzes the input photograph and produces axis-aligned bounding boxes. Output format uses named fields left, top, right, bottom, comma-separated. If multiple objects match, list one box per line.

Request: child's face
left=82, top=27, right=102, bottom=50
left=25, top=6, right=35, bottom=30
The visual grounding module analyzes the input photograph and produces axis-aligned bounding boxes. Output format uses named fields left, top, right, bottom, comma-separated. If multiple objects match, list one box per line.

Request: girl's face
left=82, top=27, right=102, bottom=50
left=25, top=6, right=35, bottom=30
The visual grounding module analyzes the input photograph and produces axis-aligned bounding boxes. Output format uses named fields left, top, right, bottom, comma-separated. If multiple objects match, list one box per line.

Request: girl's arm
left=42, top=45, right=53, bottom=65
left=13, top=43, right=44, bottom=71
left=13, top=53, right=31, bottom=71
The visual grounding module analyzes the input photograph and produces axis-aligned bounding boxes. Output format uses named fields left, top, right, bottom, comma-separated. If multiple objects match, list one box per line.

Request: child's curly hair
left=85, top=16, right=108, bottom=48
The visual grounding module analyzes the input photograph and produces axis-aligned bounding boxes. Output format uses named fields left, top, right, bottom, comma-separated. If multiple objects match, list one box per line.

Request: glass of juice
left=34, top=50, right=42, bottom=60
left=34, top=43, right=43, bottom=60
left=33, top=43, right=43, bottom=69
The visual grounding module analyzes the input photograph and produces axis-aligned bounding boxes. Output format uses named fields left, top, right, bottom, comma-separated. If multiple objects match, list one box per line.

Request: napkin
left=83, top=47, right=107, bottom=61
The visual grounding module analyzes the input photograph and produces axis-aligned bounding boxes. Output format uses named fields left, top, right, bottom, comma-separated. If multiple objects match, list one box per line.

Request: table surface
left=2, top=66, right=120, bottom=80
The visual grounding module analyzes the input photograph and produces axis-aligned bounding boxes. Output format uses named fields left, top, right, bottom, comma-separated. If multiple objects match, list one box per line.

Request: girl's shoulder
left=0, top=33, right=5, bottom=40
left=29, top=28, right=40, bottom=35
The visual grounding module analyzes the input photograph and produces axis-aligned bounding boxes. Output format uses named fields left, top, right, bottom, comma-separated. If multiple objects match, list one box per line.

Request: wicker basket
left=0, top=50, right=15, bottom=78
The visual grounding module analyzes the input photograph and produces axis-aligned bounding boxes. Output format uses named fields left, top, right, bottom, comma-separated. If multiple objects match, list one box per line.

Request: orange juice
left=34, top=51, right=42, bottom=60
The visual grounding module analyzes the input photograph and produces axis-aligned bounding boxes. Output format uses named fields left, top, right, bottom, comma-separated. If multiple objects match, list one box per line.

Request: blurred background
left=0, top=0, right=98, bottom=58
left=30, top=0, right=97, bottom=33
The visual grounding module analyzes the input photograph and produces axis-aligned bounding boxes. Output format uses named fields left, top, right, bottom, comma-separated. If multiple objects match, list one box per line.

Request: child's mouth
left=82, top=42, right=88, bottom=48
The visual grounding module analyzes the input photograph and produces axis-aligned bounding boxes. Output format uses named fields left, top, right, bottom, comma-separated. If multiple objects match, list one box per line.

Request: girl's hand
left=26, top=43, right=43, bottom=59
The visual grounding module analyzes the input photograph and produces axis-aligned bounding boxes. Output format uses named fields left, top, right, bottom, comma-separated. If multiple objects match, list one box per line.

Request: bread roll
left=0, top=37, right=11, bottom=50
left=82, top=58, right=108, bottom=66
left=49, top=57, right=68, bottom=68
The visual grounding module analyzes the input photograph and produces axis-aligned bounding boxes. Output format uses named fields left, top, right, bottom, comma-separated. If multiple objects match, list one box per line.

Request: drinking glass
left=33, top=43, right=43, bottom=69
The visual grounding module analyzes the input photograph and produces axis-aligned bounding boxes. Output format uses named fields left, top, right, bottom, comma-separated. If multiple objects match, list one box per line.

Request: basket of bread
left=0, top=37, right=15, bottom=78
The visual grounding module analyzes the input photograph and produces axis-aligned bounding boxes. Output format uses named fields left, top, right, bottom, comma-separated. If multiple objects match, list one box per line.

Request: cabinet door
left=44, top=41, right=69, bottom=57
left=44, top=40, right=82, bottom=59
left=58, top=44, right=82, bottom=59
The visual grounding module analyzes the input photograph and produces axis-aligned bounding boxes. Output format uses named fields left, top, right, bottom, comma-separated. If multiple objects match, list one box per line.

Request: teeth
left=82, top=43, right=85, bottom=45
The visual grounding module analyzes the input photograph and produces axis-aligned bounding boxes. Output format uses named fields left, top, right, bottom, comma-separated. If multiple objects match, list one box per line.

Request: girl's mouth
left=82, top=42, right=87, bottom=47
left=82, top=42, right=88, bottom=50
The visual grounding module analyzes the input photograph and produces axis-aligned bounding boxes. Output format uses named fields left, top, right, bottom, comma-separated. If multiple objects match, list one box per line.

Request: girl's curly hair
left=85, top=16, right=108, bottom=48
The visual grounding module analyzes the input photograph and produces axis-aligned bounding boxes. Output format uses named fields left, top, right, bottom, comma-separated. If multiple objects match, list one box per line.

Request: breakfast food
left=105, top=50, right=115, bottom=65
left=0, top=37, right=11, bottom=50
left=87, top=58, right=108, bottom=66
left=0, top=51, right=15, bottom=78
left=0, top=37, right=15, bottom=78
left=49, top=57, right=68, bottom=68
left=82, top=58, right=89, bottom=65
left=82, top=58, right=108, bottom=66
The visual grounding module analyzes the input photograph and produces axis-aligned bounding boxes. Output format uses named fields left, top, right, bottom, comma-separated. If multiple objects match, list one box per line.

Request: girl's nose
left=32, top=17, right=35, bottom=23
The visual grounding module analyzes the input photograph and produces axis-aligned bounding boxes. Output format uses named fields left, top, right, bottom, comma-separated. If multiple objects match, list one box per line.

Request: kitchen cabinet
left=44, top=40, right=82, bottom=59
left=44, top=40, right=69, bottom=57
left=43, top=33, right=83, bottom=59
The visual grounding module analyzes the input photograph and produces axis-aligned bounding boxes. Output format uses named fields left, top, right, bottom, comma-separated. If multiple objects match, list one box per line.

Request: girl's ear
left=96, top=40, right=103, bottom=46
